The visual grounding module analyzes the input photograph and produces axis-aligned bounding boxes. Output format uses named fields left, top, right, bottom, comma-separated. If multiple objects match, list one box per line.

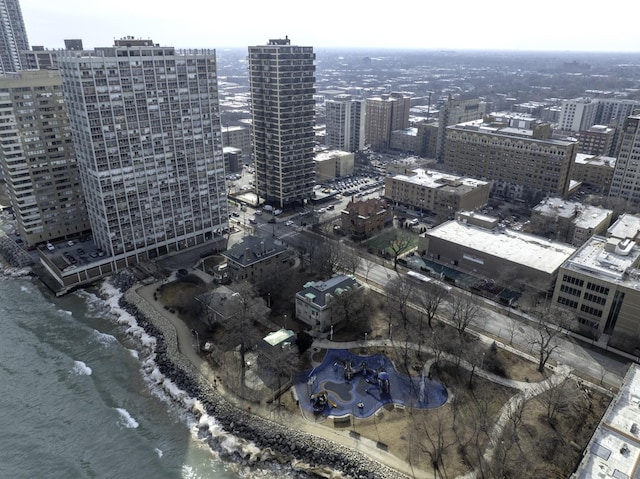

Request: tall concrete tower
left=0, top=70, right=90, bottom=247
left=58, top=37, right=228, bottom=264
left=248, top=37, right=315, bottom=209
left=0, top=0, right=29, bottom=73
left=325, top=94, right=365, bottom=152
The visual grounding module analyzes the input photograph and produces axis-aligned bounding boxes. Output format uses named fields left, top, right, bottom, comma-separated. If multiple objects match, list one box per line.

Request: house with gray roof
left=295, top=275, right=363, bottom=330
left=221, top=235, right=290, bottom=283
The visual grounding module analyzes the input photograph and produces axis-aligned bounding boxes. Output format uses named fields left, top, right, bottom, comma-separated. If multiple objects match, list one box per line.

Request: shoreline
left=121, top=282, right=410, bottom=479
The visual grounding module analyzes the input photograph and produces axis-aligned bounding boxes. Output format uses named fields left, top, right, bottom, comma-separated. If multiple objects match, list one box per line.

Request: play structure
left=297, top=350, right=448, bottom=418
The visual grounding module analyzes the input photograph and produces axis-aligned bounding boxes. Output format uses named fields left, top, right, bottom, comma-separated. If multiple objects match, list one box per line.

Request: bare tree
left=309, top=241, right=344, bottom=277
left=537, top=379, right=576, bottom=423
left=337, top=244, right=362, bottom=275
left=527, top=305, right=568, bottom=373
left=222, top=282, right=269, bottom=393
left=259, top=344, right=300, bottom=406
left=385, top=275, right=415, bottom=330
left=505, top=395, right=527, bottom=438
left=410, top=408, right=457, bottom=479
left=381, top=229, right=413, bottom=270
left=417, top=281, right=450, bottom=329
left=466, top=342, right=485, bottom=389
left=363, top=258, right=376, bottom=283
left=327, top=285, right=367, bottom=332
left=450, top=294, right=482, bottom=338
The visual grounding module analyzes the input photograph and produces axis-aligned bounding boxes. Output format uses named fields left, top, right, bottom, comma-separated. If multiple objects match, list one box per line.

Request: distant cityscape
left=4, top=0, right=640, bottom=477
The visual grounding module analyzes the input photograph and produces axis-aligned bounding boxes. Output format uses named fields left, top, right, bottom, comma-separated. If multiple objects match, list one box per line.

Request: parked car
left=46, top=243, right=55, bottom=251
left=285, top=220, right=294, bottom=226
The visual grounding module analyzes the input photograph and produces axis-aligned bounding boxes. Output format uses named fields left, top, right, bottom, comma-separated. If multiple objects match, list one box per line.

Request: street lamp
left=364, top=332, right=368, bottom=343
left=283, top=314, right=287, bottom=329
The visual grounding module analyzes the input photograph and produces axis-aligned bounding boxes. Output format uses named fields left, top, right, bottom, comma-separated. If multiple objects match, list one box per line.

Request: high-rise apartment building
left=609, top=115, right=640, bottom=203
left=0, top=70, right=90, bottom=247
left=58, top=37, right=228, bottom=263
left=595, top=99, right=640, bottom=129
left=248, top=37, right=315, bottom=209
left=435, top=97, right=485, bottom=161
left=325, top=94, right=365, bottom=152
left=558, top=97, right=598, bottom=132
left=0, top=0, right=29, bottom=73
left=444, top=113, right=578, bottom=200
left=365, top=92, right=410, bottom=151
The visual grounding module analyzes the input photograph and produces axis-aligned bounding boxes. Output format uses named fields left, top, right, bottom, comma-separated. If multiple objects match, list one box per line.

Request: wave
left=0, top=266, right=31, bottom=279
left=92, top=329, right=117, bottom=346
left=71, top=360, right=92, bottom=376
left=100, top=282, right=157, bottom=350
left=115, top=407, right=139, bottom=429
left=154, top=447, right=163, bottom=458
left=97, top=279, right=341, bottom=479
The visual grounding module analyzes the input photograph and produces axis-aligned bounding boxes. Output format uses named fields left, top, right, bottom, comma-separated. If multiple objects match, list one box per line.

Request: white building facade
left=325, top=94, right=365, bottom=152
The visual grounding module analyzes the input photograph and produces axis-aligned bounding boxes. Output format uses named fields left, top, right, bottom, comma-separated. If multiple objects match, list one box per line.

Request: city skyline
left=20, top=0, right=640, bottom=53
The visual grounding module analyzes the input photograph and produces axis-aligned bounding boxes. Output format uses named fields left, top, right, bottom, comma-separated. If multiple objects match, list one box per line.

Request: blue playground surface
left=295, top=349, right=448, bottom=418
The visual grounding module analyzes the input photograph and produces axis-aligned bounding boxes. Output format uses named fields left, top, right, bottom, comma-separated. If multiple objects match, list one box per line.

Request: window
left=557, top=296, right=578, bottom=309
left=562, top=274, right=584, bottom=287
left=580, top=304, right=603, bottom=318
left=560, top=284, right=581, bottom=297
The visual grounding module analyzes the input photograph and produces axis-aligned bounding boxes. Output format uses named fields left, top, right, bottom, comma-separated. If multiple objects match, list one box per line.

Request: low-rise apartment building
left=572, top=153, right=616, bottom=193
left=314, top=150, right=354, bottom=183
left=529, top=197, right=612, bottom=246
left=340, top=198, right=393, bottom=239
left=384, top=168, right=490, bottom=221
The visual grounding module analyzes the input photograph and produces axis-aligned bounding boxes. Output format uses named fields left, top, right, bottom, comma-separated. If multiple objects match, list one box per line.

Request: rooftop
left=575, top=153, right=616, bottom=168
left=391, top=168, right=488, bottom=191
left=533, top=197, right=612, bottom=229
left=563, top=236, right=640, bottom=285
left=296, top=275, right=362, bottom=308
left=425, top=220, right=576, bottom=274
left=608, top=214, right=640, bottom=242
left=573, top=364, right=640, bottom=479
left=222, top=235, right=288, bottom=267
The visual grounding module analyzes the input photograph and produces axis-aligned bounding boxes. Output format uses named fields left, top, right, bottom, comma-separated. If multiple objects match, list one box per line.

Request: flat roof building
left=609, top=116, right=640, bottom=204
left=385, top=168, right=490, bottom=222
left=572, top=364, right=640, bottom=479
left=419, top=215, right=576, bottom=289
left=529, top=197, right=613, bottom=246
left=551, top=234, right=640, bottom=338
left=444, top=113, right=578, bottom=201
left=365, top=93, right=411, bottom=151
left=314, top=150, right=354, bottom=183
left=325, top=94, right=365, bottom=152
left=573, top=153, right=616, bottom=193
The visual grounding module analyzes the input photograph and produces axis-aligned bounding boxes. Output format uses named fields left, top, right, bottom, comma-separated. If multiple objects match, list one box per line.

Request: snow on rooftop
left=564, top=236, right=640, bottom=283
left=427, top=220, right=575, bottom=274
left=574, top=365, right=640, bottom=479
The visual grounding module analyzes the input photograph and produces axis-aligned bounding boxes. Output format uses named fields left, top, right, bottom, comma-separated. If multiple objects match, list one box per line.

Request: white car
left=285, top=220, right=294, bottom=226
left=46, top=243, right=55, bottom=251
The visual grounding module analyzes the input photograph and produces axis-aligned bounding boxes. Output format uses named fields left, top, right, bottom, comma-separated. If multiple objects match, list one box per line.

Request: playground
left=295, top=349, right=448, bottom=419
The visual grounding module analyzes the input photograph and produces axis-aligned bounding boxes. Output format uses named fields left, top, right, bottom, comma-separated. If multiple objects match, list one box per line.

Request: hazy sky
left=20, top=0, right=640, bottom=52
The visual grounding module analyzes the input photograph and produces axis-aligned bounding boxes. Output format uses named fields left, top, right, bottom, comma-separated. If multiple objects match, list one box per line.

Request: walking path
left=133, top=277, right=593, bottom=478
